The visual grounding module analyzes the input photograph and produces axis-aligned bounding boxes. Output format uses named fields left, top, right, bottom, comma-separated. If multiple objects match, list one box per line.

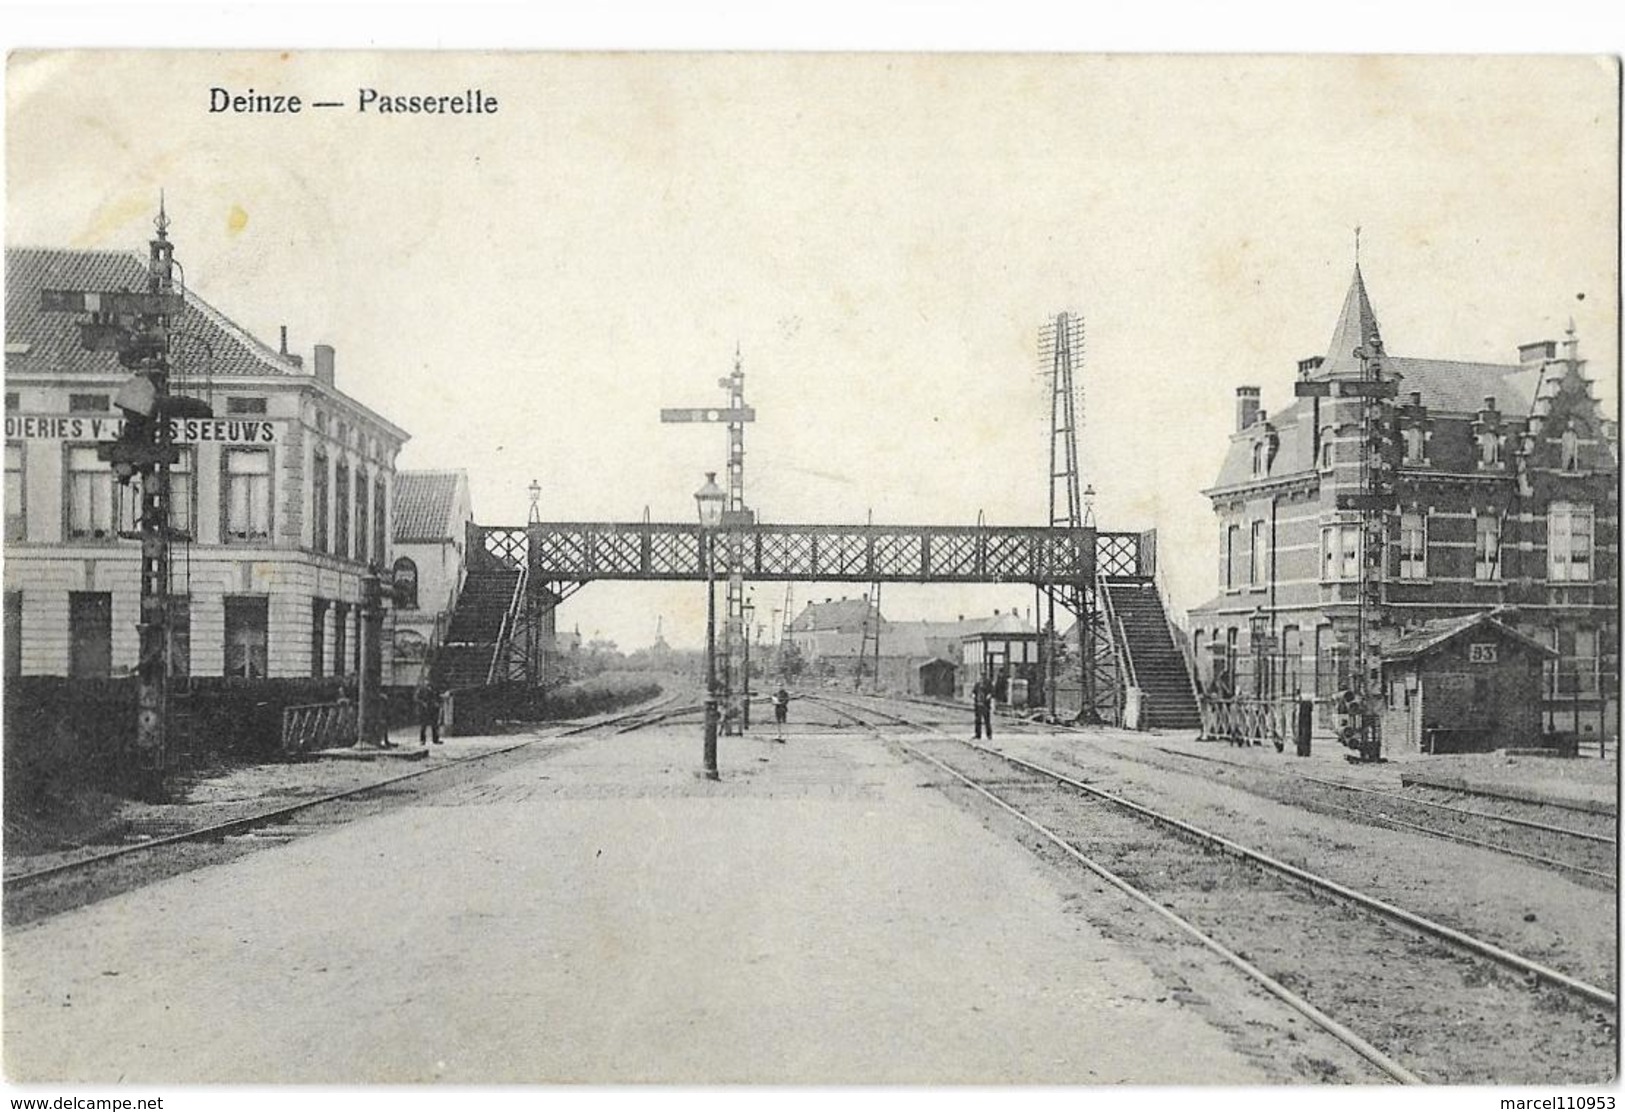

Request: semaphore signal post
left=39, top=200, right=213, bottom=797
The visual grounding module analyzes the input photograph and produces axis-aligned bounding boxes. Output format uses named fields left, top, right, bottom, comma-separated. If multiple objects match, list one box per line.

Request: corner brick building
left=4, top=247, right=408, bottom=682
left=1189, top=265, right=1618, bottom=749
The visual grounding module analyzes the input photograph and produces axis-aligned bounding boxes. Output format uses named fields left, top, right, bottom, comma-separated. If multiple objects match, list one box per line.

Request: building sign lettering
left=4, top=415, right=281, bottom=444
left=1468, top=643, right=1498, bottom=664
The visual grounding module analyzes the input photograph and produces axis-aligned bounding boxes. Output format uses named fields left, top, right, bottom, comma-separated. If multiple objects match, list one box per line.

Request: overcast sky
left=7, top=52, right=1618, bottom=650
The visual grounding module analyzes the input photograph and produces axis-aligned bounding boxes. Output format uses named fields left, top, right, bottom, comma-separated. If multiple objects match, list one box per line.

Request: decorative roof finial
left=155, top=190, right=170, bottom=240
left=1354, top=224, right=1361, bottom=266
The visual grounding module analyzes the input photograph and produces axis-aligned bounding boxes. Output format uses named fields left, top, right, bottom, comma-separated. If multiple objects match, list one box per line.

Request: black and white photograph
left=1, top=25, right=1619, bottom=1105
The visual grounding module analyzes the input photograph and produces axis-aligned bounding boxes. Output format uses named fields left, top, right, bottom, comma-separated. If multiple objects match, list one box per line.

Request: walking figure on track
left=972, top=674, right=994, bottom=740
left=416, top=681, right=443, bottom=746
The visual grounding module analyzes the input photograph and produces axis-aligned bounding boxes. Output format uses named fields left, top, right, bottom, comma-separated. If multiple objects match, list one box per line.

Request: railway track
left=1136, top=745, right=1617, bottom=886
left=3, top=691, right=691, bottom=926
left=866, top=690, right=1616, bottom=886
left=810, top=691, right=1617, bottom=1084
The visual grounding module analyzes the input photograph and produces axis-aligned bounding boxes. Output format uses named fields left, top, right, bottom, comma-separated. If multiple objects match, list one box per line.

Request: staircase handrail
left=1152, top=558, right=1204, bottom=708
left=486, top=562, right=529, bottom=686
left=1096, top=571, right=1138, bottom=691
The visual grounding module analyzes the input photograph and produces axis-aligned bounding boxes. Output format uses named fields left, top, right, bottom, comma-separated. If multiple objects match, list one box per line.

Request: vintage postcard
left=2, top=49, right=1619, bottom=1101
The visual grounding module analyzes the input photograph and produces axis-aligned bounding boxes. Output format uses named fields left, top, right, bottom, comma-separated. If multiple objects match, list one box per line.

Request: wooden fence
left=280, top=702, right=356, bottom=755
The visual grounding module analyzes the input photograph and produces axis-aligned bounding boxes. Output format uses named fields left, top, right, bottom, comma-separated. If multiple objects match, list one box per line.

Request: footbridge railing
left=469, top=521, right=1150, bottom=585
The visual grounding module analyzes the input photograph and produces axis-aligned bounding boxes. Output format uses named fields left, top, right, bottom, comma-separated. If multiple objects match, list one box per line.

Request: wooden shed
left=1378, top=612, right=1558, bottom=755
left=916, top=657, right=957, bottom=699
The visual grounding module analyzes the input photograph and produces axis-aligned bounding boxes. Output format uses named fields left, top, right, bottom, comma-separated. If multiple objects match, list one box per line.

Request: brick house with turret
left=1189, top=264, right=1618, bottom=749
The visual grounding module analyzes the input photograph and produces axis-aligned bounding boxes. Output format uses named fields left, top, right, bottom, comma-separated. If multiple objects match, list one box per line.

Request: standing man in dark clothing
left=972, top=675, right=994, bottom=740
left=773, top=685, right=790, bottom=726
left=416, top=681, right=443, bottom=746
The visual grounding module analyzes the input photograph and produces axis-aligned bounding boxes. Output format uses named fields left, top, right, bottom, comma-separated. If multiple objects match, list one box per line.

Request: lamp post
left=1249, top=605, right=1268, bottom=702
left=695, top=472, right=725, bottom=780
left=741, top=598, right=755, bottom=731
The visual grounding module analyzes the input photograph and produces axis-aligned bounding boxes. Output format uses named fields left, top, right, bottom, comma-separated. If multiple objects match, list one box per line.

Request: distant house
left=790, top=597, right=1032, bottom=695
left=390, top=470, right=472, bottom=687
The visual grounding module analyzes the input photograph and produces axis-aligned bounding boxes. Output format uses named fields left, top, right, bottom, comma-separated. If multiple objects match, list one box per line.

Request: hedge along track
left=4, top=690, right=693, bottom=925
left=810, top=692, right=1618, bottom=1085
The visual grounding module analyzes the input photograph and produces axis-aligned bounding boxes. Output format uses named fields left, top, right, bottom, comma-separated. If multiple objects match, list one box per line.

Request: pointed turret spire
left=1321, top=263, right=1384, bottom=377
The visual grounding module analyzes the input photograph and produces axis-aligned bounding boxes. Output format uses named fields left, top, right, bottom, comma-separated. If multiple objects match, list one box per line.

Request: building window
left=1402, top=425, right=1425, bottom=464
left=392, top=557, right=419, bottom=610
left=1251, top=442, right=1264, bottom=477
left=223, top=448, right=272, bottom=541
left=333, top=601, right=349, bottom=677
left=334, top=460, right=351, bottom=557
left=1250, top=520, right=1267, bottom=585
left=1398, top=512, right=1428, bottom=579
left=66, top=445, right=115, bottom=539
left=67, top=393, right=110, bottom=413
left=312, top=449, right=329, bottom=552
left=5, top=590, right=22, bottom=677
left=373, top=477, right=387, bottom=566
left=1477, top=430, right=1500, bottom=466
left=1560, top=423, right=1581, bottom=471
left=355, top=467, right=370, bottom=565
left=4, top=392, right=18, bottom=412
left=1475, top=514, right=1502, bottom=580
left=311, top=598, right=329, bottom=678
left=1548, top=501, right=1594, bottom=582
left=168, top=596, right=191, bottom=679
left=68, top=591, right=112, bottom=678
left=5, top=442, right=25, bottom=541
left=1321, top=523, right=1361, bottom=581
left=1224, top=524, right=1240, bottom=589
left=225, top=396, right=268, bottom=415
left=224, top=596, right=269, bottom=679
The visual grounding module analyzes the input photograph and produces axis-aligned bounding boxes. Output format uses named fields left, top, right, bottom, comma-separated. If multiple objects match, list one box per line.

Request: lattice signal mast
left=1037, top=311, right=1094, bottom=719
left=39, top=200, right=209, bottom=797
left=660, top=347, right=756, bottom=733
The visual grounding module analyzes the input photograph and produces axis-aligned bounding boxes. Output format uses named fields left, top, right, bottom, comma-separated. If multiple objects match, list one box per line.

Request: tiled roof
left=5, top=247, right=303, bottom=380
left=1385, top=358, right=1540, bottom=416
left=393, top=470, right=466, bottom=542
left=1380, top=611, right=1556, bottom=662
left=1321, top=265, right=1385, bottom=377
left=790, top=598, right=882, bottom=632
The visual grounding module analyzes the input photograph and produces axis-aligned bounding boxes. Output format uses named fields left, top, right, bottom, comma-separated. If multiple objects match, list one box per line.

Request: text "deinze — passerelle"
left=209, top=88, right=500, bottom=114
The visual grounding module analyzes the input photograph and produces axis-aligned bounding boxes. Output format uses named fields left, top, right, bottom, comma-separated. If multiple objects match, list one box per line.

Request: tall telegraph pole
left=1039, top=311, right=1092, bottom=721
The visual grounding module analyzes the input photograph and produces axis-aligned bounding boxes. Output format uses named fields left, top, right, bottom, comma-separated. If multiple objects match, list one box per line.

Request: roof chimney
left=314, top=344, right=335, bottom=387
left=279, top=326, right=288, bottom=355
left=1519, top=340, right=1557, bottom=364
left=1236, top=386, right=1261, bottom=432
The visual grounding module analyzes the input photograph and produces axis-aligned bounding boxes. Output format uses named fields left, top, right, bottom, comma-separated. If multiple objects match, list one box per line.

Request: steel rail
left=813, top=695, right=1418, bottom=1084
left=816, top=691, right=1619, bottom=1012
left=4, top=692, right=687, bottom=893
left=1151, top=746, right=1616, bottom=844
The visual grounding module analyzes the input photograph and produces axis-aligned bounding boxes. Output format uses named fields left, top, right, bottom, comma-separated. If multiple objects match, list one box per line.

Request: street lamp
left=741, top=598, right=755, bottom=731
left=1249, top=605, right=1268, bottom=702
left=695, top=472, right=725, bottom=780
